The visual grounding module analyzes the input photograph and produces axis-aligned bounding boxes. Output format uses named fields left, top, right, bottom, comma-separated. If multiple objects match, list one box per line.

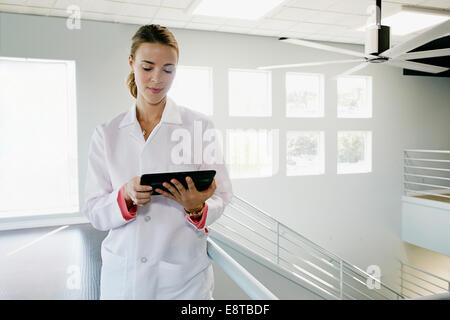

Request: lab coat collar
left=119, top=96, right=182, bottom=129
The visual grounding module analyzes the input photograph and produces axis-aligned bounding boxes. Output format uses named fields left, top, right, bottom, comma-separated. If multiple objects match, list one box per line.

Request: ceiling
left=0, top=0, right=449, bottom=45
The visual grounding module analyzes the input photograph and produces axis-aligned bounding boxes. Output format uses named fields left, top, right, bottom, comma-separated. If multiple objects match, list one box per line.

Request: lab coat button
left=145, top=216, right=151, bottom=222
left=141, top=257, right=147, bottom=263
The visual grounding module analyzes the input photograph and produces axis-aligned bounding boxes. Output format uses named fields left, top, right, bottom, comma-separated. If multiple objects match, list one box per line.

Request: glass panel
left=337, top=131, right=372, bottom=174
left=0, top=57, right=78, bottom=218
left=287, top=131, right=325, bottom=176
left=169, top=65, right=213, bottom=116
left=286, top=72, right=324, bottom=118
left=337, top=75, right=372, bottom=118
left=226, top=129, right=277, bottom=178
left=228, top=69, right=271, bottom=117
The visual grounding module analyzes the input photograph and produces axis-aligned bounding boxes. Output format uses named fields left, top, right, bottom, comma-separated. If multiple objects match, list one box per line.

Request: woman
left=83, top=24, right=232, bottom=300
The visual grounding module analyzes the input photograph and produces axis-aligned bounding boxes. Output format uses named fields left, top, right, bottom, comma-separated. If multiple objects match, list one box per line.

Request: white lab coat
left=82, top=97, right=232, bottom=300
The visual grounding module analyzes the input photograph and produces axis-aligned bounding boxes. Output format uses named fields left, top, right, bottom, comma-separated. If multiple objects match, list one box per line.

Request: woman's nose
left=150, top=70, right=163, bottom=83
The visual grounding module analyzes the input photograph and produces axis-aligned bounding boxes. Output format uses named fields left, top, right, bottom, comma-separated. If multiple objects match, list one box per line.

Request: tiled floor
left=0, top=223, right=107, bottom=299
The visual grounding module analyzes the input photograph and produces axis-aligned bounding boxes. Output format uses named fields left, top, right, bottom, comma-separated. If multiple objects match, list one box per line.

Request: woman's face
left=129, top=42, right=177, bottom=105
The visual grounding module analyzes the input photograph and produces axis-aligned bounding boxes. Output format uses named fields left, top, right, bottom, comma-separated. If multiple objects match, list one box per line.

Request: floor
left=413, top=193, right=450, bottom=203
left=0, top=223, right=107, bottom=299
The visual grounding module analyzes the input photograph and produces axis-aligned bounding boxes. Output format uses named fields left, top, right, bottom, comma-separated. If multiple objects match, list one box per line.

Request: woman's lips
left=148, top=87, right=163, bottom=94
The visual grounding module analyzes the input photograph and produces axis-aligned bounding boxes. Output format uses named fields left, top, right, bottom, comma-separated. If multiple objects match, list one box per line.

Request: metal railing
left=398, top=260, right=450, bottom=299
left=210, top=194, right=405, bottom=300
left=207, top=238, right=278, bottom=300
left=403, top=149, right=450, bottom=200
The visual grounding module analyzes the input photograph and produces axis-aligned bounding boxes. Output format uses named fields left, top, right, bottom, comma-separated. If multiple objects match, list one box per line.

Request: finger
left=155, top=188, right=176, bottom=200
left=136, top=185, right=153, bottom=192
left=170, top=178, right=186, bottom=194
left=203, top=179, right=216, bottom=193
left=135, top=192, right=152, bottom=200
left=163, top=182, right=180, bottom=197
left=185, top=176, right=198, bottom=192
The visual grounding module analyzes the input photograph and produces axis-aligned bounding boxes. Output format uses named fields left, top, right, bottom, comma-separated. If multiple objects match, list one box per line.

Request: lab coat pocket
left=157, top=260, right=193, bottom=289
left=157, top=257, right=211, bottom=298
left=100, top=246, right=127, bottom=300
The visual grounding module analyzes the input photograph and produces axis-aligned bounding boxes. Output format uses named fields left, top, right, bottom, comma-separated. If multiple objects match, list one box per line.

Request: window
left=337, top=75, right=372, bottom=118
left=286, top=72, right=324, bottom=118
left=0, top=57, right=78, bottom=218
left=228, top=69, right=271, bottom=117
left=226, top=129, right=278, bottom=179
left=337, top=131, right=372, bottom=174
left=169, top=65, right=213, bottom=116
left=287, top=131, right=325, bottom=176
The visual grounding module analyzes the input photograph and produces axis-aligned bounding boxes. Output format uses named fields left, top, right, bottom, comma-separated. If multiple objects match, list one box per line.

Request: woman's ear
left=128, top=55, right=134, bottom=71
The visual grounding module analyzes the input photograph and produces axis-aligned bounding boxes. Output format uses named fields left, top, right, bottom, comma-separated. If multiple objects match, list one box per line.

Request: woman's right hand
left=124, top=176, right=153, bottom=208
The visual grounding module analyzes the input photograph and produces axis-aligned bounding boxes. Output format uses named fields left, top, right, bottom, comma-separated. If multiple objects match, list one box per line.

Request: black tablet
left=140, top=170, right=216, bottom=195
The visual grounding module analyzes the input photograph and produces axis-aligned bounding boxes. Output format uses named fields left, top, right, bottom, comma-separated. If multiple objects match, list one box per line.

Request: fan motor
left=365, top=25, right=391, bottom=56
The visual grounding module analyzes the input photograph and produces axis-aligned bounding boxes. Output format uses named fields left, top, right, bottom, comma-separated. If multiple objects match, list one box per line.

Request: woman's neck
left=136, top=95, right=166, bottom=123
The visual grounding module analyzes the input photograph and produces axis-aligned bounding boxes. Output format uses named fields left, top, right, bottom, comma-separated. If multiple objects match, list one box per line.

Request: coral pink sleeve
left=185, top=203, right=208, bottom=232
left=117, top=184, right=137, bottom=221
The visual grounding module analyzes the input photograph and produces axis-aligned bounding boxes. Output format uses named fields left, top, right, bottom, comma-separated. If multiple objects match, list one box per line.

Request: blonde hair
left=126, top=24, right=179, bottom=99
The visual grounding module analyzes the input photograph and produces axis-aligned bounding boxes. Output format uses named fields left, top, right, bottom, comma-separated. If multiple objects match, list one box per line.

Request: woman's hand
left=124, top=176, right=153, bottom=208
left=155, top=177, right=216, bottom=212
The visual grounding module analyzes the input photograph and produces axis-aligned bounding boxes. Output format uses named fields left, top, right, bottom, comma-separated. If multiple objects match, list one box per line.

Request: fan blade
left=380, top=20, right=450, bottom=59
left=398, top=48, right=450, bottom=60
left=335, top=62, right=369, bottom=78
left=258, top=59, right=366, bottom=70
left=386, top=60, right=449, bottom=74
left=279, top=37, right=367, bottom=58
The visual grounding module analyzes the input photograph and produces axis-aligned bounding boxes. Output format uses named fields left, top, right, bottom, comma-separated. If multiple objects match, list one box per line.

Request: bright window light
left=286, top=131, right=325, bottom=176
left=0, top=57, right=79, bottom=218
left=337, top=131, right=372, bottom=174
left=226, top=129, right=278, bottom=179
left=229, top=69, right=272, bottom=117
left=358, top=6, right=450, bottom=36
left=169, top=65, right=213, bottom=116
left=192, top=0, right=285, bottom=20
left=286, top=72, right=324, bottom=118
left=337, top=75, right=372, bottom=118
left=383, top=10, right=449, bottom=36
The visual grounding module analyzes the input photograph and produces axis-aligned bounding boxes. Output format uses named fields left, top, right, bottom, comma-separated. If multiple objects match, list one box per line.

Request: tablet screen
left=140, top=170, right=216, bottom=195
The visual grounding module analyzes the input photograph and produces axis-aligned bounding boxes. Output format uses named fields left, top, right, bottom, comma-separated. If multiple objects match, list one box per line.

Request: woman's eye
left=142, top=68, right=172, bottom=74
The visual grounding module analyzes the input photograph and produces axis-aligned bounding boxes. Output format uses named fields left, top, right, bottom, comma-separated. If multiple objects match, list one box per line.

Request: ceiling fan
left=259, top=0, right=450, bottom=75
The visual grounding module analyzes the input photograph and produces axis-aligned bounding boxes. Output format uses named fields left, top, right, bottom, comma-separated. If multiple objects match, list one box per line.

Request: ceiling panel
left=0, top=0, right=448, bottom=46
left=285, top=0, right=338, bottom=10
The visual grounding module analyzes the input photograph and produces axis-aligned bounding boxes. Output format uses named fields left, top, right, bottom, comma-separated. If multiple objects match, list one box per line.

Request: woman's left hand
left=155, top=177, right=216, bottom=212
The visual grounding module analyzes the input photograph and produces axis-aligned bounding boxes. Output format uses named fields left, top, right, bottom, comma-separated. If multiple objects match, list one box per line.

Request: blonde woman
left=83, top=24, right=232, bottom=300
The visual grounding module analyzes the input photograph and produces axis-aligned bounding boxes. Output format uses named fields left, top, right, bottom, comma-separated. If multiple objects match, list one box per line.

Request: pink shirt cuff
left=118, top=184, right=137, bottom=221
left=185, top=203, right=208, bottom=232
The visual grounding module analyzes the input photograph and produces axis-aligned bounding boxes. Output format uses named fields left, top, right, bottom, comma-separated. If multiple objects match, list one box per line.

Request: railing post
left=339, top=260, right=343, bottom=299
left=276, top=221, right=280, bottom=265
left=400, top=261, right=403, bottom=298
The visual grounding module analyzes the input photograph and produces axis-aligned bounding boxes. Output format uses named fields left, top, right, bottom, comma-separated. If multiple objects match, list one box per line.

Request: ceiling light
left=191, top=0, right=285, bottom=20
left=357, top=6, right=450, bottom=36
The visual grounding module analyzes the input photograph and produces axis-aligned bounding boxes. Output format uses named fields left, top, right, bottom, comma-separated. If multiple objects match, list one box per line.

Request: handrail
left=404, top=189, right=450, bottom=199
left=404, top=149, right=450, bottom=154
left=409, top=292, right=450, bottom=300
left=234, top=194, right=401, bottom=293
left=401, top=270, right=449, bottom=292
left=206, top=238, right=279, bottom=300
left=221, top=194, right=405, bottom=300
left=400, top=261, right=450, bottom=284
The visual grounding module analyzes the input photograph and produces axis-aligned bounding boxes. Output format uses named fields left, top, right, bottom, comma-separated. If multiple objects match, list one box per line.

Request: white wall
left=1, top=12, right=449, bottom=291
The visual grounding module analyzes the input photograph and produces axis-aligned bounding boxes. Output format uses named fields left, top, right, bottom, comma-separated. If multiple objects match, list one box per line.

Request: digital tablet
left=140, top=170, right=216, bottom=195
